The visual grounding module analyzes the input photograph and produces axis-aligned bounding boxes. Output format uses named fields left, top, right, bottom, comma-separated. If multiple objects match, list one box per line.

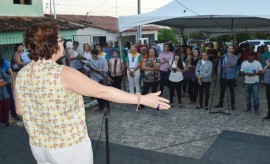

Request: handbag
left=11, top=54, right=23, bottom=72
left=183, top=69, right=195, bottom=80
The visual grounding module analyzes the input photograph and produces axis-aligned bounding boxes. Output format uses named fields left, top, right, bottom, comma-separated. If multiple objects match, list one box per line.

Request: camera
left=172, top=68, right=177, bottom=73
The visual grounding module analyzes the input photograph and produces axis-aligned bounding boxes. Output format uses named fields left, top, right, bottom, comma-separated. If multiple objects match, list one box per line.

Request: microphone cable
left=93, top=113, right=105, bottom=160
left=149, top=133, right=221, bottom=151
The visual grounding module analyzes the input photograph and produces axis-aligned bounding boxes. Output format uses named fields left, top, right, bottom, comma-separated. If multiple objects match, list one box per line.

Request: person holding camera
left=168, top=51, right=185, bottom=108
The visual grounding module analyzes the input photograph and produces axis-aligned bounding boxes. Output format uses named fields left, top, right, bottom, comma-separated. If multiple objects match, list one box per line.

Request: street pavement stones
left=86, top=80, right=270, bottom=159
left=4, top=77, right=269, bottom=162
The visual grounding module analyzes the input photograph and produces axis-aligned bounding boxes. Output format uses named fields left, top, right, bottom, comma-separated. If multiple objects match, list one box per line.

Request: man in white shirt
left=240, top=53, right=262, bottom=115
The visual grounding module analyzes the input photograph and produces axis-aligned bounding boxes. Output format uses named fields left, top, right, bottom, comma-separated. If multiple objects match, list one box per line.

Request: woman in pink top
left=109, top=51, right=124, bottom=89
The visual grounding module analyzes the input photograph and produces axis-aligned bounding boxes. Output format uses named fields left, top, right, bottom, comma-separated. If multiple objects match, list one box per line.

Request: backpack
left=10, top=53, right=23, bottom=72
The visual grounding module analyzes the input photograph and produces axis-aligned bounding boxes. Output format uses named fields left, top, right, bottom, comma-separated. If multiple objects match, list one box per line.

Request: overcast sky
left=42, top=0, right=173, bottom=17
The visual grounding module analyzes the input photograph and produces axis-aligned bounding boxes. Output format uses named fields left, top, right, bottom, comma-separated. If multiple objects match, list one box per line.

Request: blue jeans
left=159, top=70, right=170, bottom=95
left=235, top=65, right=241, bottom=82
left=6, top=83, right=16, bottom=117
left=244, top=82, right=259, bottom=112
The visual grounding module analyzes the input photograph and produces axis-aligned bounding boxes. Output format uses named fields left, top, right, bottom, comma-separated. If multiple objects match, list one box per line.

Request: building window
left=142, top=34, right=155, bottom=44
left=13, top=0, right=32, bottom=5
left=121, top=35, right=136, bottom=45
left=93, top=36, right=106, bottom=47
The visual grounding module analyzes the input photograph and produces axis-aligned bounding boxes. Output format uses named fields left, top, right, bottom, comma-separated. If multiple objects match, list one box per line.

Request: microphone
left=80, top=61, right=95, bottom=71
left=80, top=61, right=113, bottom=83
left=83, top=62, right=93, bottom=69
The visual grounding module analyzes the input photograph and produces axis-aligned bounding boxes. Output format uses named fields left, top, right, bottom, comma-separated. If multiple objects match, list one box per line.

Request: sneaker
left=205, top=106, right=209, bottom=110
left=244, top=109, right=251, bottom=112
left=170, top=103, right=174, bottom=107
left=0, top=122, right=6, bottom=127
left=178, top=104, right=182, bottom=108
left=189, top=101, right=196, bottom=104
left=12, top=115, right=21, bottom=121
left=255, top=111, right=260, bottom=115
left=196, top=106, right=203, bottom=109
left=263, top=116, right=270, bottom=120
left=138, top=105, right=144, bottom=110
left=94, top=107, right=104, bottom=112
left=16, top=121, right=24, bottom=127
left=215, top=104, right=223, bottom=108
left=231, top=106, right=236, bottom=110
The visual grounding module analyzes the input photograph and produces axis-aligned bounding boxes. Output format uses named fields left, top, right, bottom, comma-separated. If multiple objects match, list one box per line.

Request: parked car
left=239, top=40, right=270, bottom=52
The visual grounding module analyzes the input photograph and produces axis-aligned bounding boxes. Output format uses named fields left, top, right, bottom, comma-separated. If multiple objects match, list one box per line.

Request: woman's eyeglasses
left=58, top=37, right=65, bottom=43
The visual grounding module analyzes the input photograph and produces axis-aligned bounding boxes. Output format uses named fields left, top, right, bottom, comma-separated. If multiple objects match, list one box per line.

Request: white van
left=239, top=40, right=270, bottom=52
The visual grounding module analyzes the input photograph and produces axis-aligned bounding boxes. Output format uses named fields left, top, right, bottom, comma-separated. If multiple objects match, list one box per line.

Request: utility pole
left=137, top=0, right=142, bottom=40
left=53, top=0, right=56, bottom=19
left=50, top=0, right=52, bottom=14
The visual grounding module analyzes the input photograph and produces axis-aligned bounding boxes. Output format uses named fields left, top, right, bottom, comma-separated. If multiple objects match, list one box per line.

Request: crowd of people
left=1, top=35, right=270, bottom=128
left=0, top=35, right=270, bottom=128
left=0, top=22, right=269, bottom=163
left=50, top=37, right=270, bottom=119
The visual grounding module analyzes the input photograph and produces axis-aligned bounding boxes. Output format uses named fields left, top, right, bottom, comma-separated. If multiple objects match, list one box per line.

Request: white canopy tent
left=118, top=0, right=270, bottom=37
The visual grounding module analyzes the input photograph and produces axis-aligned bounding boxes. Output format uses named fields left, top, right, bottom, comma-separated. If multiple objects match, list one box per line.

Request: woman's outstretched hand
left=141, top=91, right=170, bottom=110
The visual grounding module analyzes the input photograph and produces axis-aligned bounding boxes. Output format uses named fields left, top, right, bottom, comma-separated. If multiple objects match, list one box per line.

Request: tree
left=158, top=28, right=178, bottom=43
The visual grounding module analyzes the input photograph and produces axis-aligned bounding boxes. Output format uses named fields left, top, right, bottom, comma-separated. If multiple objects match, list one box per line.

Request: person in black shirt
left=234, top=43, right=243, bottom=85
left=187, top=49, right=200, bottom=103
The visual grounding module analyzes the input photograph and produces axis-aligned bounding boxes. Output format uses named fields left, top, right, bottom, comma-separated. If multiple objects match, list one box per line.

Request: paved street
left=1, top=77, right=270, bottom=163
left=87, top=79, right=270, bottom=159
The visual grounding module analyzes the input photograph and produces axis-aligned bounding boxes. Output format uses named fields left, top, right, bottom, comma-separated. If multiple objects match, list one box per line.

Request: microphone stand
left=81, top=60, right=112, bottom=164
left=209, top=56, right=231, bottom=115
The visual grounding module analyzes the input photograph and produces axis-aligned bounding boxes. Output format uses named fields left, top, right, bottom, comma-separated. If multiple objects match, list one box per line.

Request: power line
left=55, top=8, right=156, bottom=15
left=174, top=0, right=226, bottom=28
left=91, top=0, right=110, bottom=12
left=55, top=4, right=156, bottom=10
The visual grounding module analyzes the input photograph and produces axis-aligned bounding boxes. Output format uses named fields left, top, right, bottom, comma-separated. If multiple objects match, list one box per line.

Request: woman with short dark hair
left=14, top=22, right=170, bottom=164
left=195, top=52, right=213, bottom=110
left=11, top=43, right=25, bottom=78
left=139, top=47, right=161, bottom=109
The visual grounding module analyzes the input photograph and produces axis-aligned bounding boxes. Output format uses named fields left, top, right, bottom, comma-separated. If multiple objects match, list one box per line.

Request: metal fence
left=0, top=35, right=93, bottom=61
left=0, top=33, right=155, bottom=61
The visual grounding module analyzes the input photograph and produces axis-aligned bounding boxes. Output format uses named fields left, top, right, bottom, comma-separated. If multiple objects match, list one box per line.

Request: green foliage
left=158, top=29, right=178, bottom=43
left=184, top=33, right=207, bottom=41
left=209, top=32, right=270, bottom=43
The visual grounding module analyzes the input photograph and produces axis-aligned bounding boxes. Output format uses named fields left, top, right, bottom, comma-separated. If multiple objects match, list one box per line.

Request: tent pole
left=137, top=0, right=142, bottom=39
left=118, top=32, right=127, bottom=91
